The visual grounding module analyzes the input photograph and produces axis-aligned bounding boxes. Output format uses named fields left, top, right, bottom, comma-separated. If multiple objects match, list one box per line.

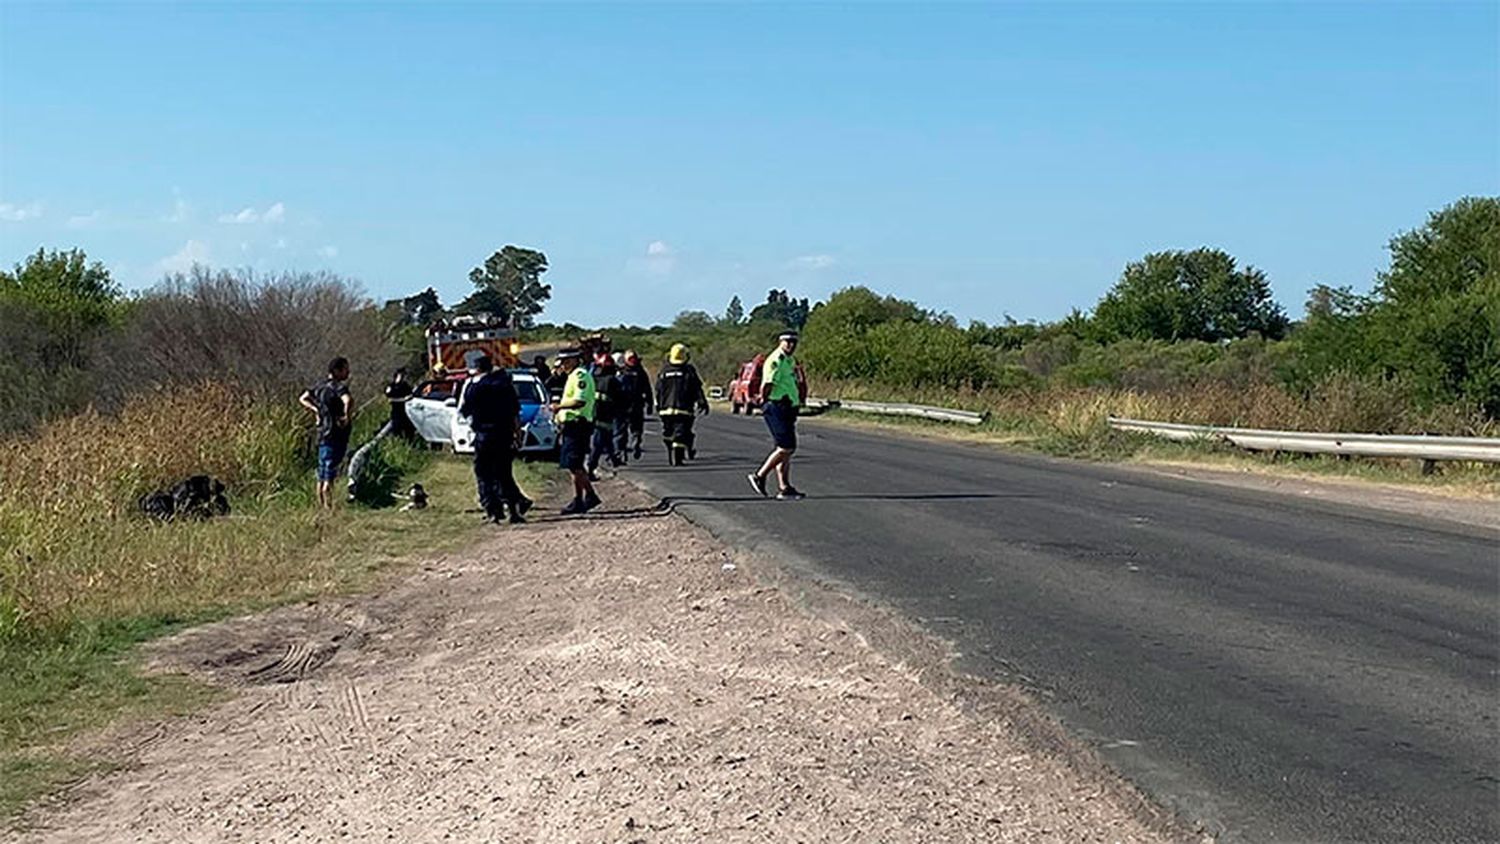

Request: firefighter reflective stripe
left=556, top=368, right=596, bottom=424
left=763, top=349, right=801, bottom=406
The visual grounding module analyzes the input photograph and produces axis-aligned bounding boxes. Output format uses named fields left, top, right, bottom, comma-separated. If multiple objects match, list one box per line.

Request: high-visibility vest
left=556, top=368, right=596, bottom=424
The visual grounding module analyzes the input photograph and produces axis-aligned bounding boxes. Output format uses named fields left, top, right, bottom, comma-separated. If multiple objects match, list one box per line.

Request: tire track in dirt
left=16, top=481, right=1189, bottom=843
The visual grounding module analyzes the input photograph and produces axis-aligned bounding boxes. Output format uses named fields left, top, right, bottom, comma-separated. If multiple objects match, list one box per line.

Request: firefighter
left=459, top=355, right=533, bottom=523
left=549, top=348, right=602, bottom=514
left=617, top=349, right=653, bottom=460
left=655, top=343, right=709, bottom=466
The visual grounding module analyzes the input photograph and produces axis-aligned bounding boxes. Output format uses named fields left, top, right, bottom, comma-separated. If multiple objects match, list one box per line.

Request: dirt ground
left=17, top=481, right=1183, bottom=843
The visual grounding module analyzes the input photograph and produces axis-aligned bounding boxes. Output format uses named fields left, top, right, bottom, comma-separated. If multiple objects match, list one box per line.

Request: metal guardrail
left=809, top=398, right=987, bottom=425
left=1108, top=417, right=1500, bottom=463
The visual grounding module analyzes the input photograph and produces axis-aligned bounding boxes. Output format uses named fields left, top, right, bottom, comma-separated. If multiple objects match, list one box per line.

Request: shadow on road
left=534, top=491, right=1031, bottom=522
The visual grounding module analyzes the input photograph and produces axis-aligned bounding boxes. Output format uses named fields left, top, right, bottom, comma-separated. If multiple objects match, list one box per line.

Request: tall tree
left=383, top=287, right=444, bottom=327
left=1290, top=197, right=1500, bottom=417
left=749, top=288, right=811, bottom=329
left=0, top=247, right=121, bottom=366
left=723, top=295, right=745, bottom=326
left=673, top=310, right=716, bottom=331
left=1091, top=248, right=1288, bottom=343
left=1367, top=196, right=1499, bottom=415
left=461, top=245, right=551, bottom=327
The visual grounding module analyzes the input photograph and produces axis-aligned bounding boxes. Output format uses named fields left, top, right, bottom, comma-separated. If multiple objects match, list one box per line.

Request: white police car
left=406, top=371, right=557, bottom=456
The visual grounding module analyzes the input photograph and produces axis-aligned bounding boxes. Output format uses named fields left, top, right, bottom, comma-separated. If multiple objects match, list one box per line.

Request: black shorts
left=763, top=399, right=798, bottom=450
left=558, top=420, right=592, bottom=470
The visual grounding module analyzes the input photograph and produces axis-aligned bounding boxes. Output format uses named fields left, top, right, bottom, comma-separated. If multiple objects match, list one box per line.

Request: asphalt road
left=620, top=412, right=1500, bottom=843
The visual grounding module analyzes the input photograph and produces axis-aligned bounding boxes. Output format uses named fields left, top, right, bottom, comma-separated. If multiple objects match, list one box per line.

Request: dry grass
left=0, top=385, right=314, bottom=637
left=817, top=377, right=1497, bottom=439
left=811, top=378, right=1500, bottom=493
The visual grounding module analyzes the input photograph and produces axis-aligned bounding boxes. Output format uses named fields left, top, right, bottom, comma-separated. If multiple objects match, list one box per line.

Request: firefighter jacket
left=655, top=362, right=707, bottom=416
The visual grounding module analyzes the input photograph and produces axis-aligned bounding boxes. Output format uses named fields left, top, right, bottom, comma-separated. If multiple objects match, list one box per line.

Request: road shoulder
left=16, top=481, right=1188, bottom=843
left=803, top=411, right=1500, bottom=532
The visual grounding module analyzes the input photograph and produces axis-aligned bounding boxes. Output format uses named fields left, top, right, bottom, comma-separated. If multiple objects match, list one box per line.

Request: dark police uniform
left=460, top=368, right=526, bottom=521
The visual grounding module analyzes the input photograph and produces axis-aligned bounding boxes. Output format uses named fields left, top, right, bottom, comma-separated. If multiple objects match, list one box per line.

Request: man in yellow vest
left=747, top=331, right=806, bottom=500
left=549, top=348, right=602, bottom=514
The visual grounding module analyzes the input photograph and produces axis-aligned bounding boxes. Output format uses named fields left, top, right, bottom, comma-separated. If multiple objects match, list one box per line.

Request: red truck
left=729, top=353, right=807, bottom=414
left=728, top=355, right=765, bottom=415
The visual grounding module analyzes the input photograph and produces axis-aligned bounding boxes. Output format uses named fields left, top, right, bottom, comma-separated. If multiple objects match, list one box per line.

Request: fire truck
left=425, top=314, right=521, bottom=374
left=401, top=315, right=557, bottom=456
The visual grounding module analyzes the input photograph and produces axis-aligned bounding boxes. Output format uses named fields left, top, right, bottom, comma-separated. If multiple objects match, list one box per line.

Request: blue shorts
left=317, top=440, right=348, bottom=481
left=558, top=421, right=592, bottom=471
left=763, top=399, right=798, bottom=451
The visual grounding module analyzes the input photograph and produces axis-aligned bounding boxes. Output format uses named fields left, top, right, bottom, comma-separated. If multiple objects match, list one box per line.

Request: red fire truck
left=425, top=314, right=521, bottom=375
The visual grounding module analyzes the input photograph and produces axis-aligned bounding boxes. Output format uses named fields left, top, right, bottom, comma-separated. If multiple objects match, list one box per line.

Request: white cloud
left=317, top=245, right=339, bottom=258
left=219, top=206, right=259, bottom=224
left=0, top=201, right=42, bottom=222
left=637, top=240, right=676, bottom=277
left=790, top=254, right=836, bottom=270
left=218, top=202, right=286, bottom=225
left=165, top=190, right=191, bottom=223
left=66, top=211, right=103, bottom=229
left=156, top=239, right=211, bottom=275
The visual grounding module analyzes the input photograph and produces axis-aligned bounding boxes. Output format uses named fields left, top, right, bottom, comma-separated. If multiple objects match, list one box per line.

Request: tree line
left=3, top=197, right=1493, bottom=436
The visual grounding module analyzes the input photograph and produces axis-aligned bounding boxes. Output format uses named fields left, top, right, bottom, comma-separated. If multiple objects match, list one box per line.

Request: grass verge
left=807, top=408, right=1500, bottom=498
left=1, top=454, right=554, bottom=821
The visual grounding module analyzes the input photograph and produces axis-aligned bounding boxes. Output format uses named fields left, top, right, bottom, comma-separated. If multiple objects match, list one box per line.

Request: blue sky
left=1, top=2, right=1495, bottom=327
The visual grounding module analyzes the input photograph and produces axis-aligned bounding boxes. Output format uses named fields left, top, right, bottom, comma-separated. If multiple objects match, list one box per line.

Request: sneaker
left=747, top=473, right=768, bottom=497
left=687, top=445, right=697, bottom=460
left=776, top=487, right=806, bottom=501
left=507, top=511, right=527, bottom=525
left=633, top=447, right=643, bottom=460
left=583, top=491, right=602, bottom=512
left=561, top=498, right=587, bottom=516
left=516, top=497, right=534, bottom=516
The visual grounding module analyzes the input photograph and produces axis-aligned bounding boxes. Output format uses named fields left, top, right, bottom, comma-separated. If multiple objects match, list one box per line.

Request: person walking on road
left=609, top=352, right=633, bottom=462
left=383, top=368, right=417, bottom=440
left=656, top=343, right=709, bottom=466
left=550, top=348, right=602, bottom=515
left=298, top=356, right=353, bottom=510
left=618, top=349, right=654, bottom=460
left=586, top=350, right=625, bottom=476
left=459, top=355, right=533, bottom=524
left=747, top=332, right=807, bottom=500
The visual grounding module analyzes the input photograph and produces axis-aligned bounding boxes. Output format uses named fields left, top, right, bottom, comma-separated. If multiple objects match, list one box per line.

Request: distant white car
left=406, top=371, right=557, bottom=456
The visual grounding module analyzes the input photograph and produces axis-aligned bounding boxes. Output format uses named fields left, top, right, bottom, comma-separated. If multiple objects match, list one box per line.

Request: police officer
left=383, top=368, right=417, bottom=440
left=747, top=331, right=806, bottom=500
left=655, top=343, right=709, bottom=466
left=460, top=355, right=533, bottom=523
left=550, top=348, right=602, bottom=514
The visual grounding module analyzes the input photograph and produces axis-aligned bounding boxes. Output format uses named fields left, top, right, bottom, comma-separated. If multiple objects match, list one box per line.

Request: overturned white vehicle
left=406, top=371, right=557, bottom=455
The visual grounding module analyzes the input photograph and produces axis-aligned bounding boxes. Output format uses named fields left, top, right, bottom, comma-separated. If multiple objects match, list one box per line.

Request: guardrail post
left=1421, top=458, right=1438, bottom=476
